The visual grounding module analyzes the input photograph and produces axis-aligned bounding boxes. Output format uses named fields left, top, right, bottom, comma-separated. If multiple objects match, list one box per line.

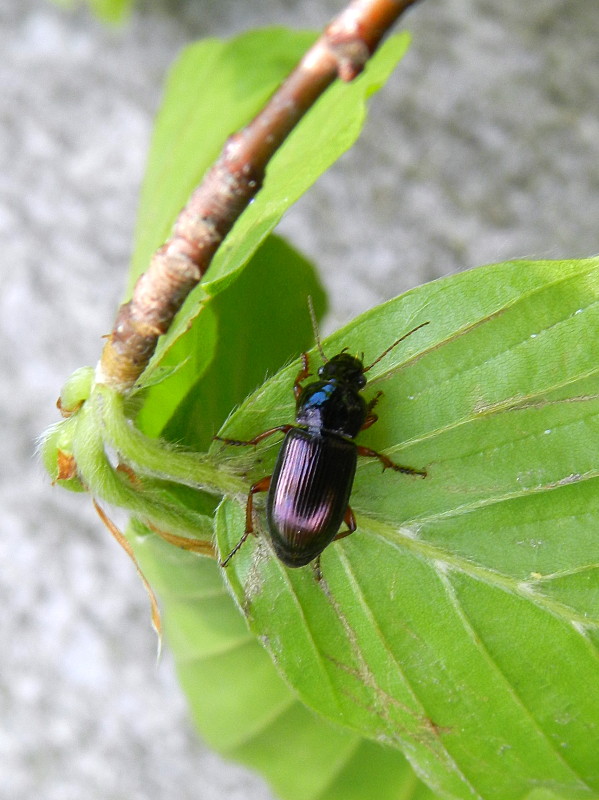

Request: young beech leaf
left=127, top=28, right=318, bottom=293
left=215, top=257, right=599, bottom=800
left=160, top=235, right=326, bottom=450
left=202, top=31, right=410, bottom=295
left=125, top=28, right=410, bottom=367
left=127, top=27, right=406, bottom=409
left=128, top=521, right=436, bottom=800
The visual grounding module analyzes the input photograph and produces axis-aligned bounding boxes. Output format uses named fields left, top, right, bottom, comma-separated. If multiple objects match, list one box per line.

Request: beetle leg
left=334, top=505, right=357, bottom=539
left=310, top=506, right=357, bottom=581
left=214, top=425, right=293, bottom=448
left=220, top=475, right=272, bottom=567
left=361, top=391, right=384, bottom=431
left=311, top=556, right=323, bottom=581
left=293, top=352, right=311, bottom=404
left=244, top=475, right=272, bottom=537
left=366, top=391, right=383, bottom=415
left=356, top=445, right=427, bottom=477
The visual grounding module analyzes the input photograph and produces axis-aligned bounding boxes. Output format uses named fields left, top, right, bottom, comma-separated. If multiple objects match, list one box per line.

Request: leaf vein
left=438, top=569, right=597, bottom=792
left=364, top=517, right=599, bottom=629
left=334, top=549, right=486, bottom=800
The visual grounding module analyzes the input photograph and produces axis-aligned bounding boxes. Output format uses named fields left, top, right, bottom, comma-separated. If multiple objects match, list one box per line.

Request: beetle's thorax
left=296, top=376, right=367, bottom=438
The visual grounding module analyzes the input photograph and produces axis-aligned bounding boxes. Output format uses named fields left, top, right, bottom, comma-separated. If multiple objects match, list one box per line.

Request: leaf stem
left=97, top=0, right=422, bottom=391
left=72, top=399, right=216, bottom=539
left=93, top=385, right=248, bottom=499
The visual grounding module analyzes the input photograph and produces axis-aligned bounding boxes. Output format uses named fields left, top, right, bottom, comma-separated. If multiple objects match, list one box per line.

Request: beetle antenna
left=364, top=321, right=430, bottom=372
left=307, top=295, right=328, bottom=362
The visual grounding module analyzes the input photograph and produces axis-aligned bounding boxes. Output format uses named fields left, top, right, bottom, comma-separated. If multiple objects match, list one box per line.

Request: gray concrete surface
left=2, top=0, right=599, bottom=798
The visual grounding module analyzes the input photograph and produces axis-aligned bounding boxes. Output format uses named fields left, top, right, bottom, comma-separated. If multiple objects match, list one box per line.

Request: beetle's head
left=318, top=351, right=366, bottom=388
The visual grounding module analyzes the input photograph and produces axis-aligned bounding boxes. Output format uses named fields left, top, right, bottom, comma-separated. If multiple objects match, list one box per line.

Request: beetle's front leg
left=357, top=445, right=427, bottom=477
left=361, top=391, right=384, bottom=431
left=293, top=352, right=311, bottom=405
left=221, top=475, right=272, bottom=567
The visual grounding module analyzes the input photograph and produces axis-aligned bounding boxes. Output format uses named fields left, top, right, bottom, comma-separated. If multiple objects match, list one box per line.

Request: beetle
left=216, top=317, right=429, bottom=568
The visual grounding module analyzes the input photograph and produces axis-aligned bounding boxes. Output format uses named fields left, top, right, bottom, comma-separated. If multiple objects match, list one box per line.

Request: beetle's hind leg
left=335, top=505, right=357, bottom=539
left=312, top=507, right=357, bottom=581
left=357, top=445, right=427, bottom=478
left=220, top=475, right=271, bottom=567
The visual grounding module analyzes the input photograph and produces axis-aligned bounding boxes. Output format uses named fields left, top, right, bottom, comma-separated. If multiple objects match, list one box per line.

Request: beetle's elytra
left=216, top=320, right=429, bottom=568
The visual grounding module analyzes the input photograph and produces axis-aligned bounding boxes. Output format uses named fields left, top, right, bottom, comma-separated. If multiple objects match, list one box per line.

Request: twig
left=97, top=0, right=421, bottom=392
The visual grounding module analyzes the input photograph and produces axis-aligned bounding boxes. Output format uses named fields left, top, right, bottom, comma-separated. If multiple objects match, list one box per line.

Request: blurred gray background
left=2, top=1, right=599, bottom=798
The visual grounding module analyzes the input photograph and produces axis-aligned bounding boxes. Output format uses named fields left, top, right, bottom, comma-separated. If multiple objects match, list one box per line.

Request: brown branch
left=97, top=0, right=421, bottom=391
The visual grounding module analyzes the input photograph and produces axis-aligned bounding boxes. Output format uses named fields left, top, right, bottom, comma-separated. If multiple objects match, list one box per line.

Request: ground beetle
left=217, top=313, right=429, bottom=568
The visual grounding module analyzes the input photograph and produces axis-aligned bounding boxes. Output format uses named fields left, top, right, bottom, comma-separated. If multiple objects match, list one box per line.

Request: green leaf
left=215, top=257, right=599, bottom=800
left=127, top=28, right=318, bottom=294
left=135, top=233, right=326, bottom=441
left=158, top=234, right=326, bottom=448
left=88, top=0, right=131, bottom=21
left=40, top=416, right=87, bottom=493
left=133, top=297, right=218, bottom=438
left=126, top=28, right=409, bottom=376
left=49, top=0, right=132, bottom=23
left=129, top=520, right=436, bottom=800
left=201, top=30, right=410, bottom=295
